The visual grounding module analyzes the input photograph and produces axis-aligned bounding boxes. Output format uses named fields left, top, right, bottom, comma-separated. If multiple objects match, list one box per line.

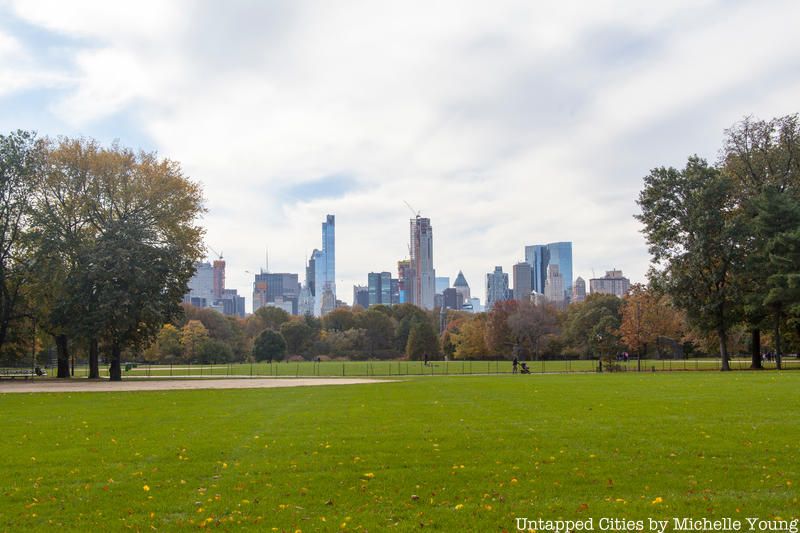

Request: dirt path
left=0, top=377, right=391, bottom=394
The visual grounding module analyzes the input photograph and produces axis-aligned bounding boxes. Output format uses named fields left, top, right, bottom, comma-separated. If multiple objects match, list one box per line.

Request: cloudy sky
left=2, top=0, right=799, bottom=309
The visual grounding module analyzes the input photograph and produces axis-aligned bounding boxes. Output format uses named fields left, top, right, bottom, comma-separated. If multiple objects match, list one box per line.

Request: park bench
left=0, top=368, right=45, bottom=379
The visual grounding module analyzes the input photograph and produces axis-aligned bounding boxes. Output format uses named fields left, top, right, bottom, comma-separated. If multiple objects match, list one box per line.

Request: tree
left=507, top=301, right=559, bottom=360
left=758, top=191, right=800, bottom=368
left=485, top=300, right=518, bottom=356
left=322, top=308, right=356, bottom=332
left=636, top=157, right=744, bottom=370
left=562, top=294, right=623, bottom=358
left=405, top=320, right=439, bottom=360
left=721, top=114, right=800, bottom=368
left=451, top=314, right=488, bottom=360
left=83, top=144, right=204, bottom=380
left=181, top=320, right=209, bottom=362
left=618, top=284, right=686, bottom=359
left=144, top=323, right=183, bottom=362
left=391, top=304, right=428, bottom=352
left=252, top=329, right=287, bottom=362
left=0, top=131, right=41, bottom=355
left=355, top=308, right=394, bottom=356
left=253, top=306, right=290, bottom=331
left=198, top=338, right=233, bottom=364
left=280, top=320, right=314, bottom=356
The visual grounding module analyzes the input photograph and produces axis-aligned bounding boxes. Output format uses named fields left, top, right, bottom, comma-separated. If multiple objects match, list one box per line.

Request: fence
left=10, top=356, right=796, bottom=379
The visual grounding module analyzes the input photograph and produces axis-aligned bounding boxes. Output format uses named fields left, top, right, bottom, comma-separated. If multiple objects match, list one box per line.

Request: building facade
left=453, top=270, right=471, bottom=302
left=589, top=270, right=631, bottom=297
left=512, top=261, right=532, bottom=302
left=252, top=272, right=301, bottom=315
left=313, top=215, right=336, bottom=316
left=525, top=241, right=573, bottom=305
left=410, top=217, right=435, bottom=309
left=572, top=276, right=587, bottom=303
left=486, top=266, right=510, bottom=310
left=544, top=264, right=565, bottom=309
left=184, top=261, right=244, bottom=317
left=367, top=271, right=395, bottom=307
left=353, top=285, right=369, bottom=309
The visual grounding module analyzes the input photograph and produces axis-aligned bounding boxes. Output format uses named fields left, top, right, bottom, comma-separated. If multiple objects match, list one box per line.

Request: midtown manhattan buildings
left=524, top=242, right=573, bottom=305
left=313, top=215, right=336, bottom=316
left=184, top=260, right=245, bottom=317
left=409, top=216, right=435, bottom=309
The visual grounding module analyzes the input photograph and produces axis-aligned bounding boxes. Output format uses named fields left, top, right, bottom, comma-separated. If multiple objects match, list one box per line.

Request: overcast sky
left=2, top=0, right=799, bottom=309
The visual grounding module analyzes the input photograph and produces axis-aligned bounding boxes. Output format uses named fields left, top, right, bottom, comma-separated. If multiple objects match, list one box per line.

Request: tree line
left=0, top=132, right=204, bottom=380
left=637, top=114, right=800, bottom=370
left=3, top=114, right=796, bottom=374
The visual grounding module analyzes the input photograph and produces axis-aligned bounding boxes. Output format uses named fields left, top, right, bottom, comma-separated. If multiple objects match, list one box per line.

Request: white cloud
left=4, top=0, right=800, bottom=307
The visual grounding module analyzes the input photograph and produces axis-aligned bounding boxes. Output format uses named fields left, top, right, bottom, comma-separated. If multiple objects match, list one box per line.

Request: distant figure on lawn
left=520, top=362, right=530, bottom=374
left=512, top=356, right=519, bottom=374
left=424, top=353, right=428, bottom=366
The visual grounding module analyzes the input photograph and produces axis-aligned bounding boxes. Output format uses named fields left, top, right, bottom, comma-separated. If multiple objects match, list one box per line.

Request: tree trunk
left=750, top=328, right=762, bottom=369
left=718, top=327, right=730, bottom=371
left=109, top=342, right=122, bottom=382
left=88, top=338, right=100, bottom=379
left=55, top=334, right=70, bottom=378
left=775, top=316, right=782, bottom=370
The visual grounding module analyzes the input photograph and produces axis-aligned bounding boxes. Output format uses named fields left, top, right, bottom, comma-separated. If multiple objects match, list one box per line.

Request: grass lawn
left=66, top=356, right=800, bottom=379
left=1, top=372, right=799, bottom=531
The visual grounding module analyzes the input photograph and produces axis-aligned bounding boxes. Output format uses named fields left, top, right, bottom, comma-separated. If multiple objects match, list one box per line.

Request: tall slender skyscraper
left=313, top=214, right=336, bottom=316
left=410, top=217, right=435, bottom=309
left=212, top=259, right=225, bottom=299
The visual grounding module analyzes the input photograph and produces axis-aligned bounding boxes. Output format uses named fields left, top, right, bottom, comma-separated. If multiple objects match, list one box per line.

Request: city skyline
left=2, top=2, right=799, bottom=310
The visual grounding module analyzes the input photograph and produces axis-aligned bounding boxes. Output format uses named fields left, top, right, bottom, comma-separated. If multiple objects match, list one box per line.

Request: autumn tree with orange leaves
left=619, top=284, right=686, bottom=358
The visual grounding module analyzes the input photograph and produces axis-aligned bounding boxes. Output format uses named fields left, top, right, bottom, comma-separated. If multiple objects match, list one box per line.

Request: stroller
left=519, top=362, right=531, bottom=374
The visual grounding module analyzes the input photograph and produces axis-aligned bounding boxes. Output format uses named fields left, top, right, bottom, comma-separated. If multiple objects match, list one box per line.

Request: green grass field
left=2, top=373, right=799, bottom=531
left=63, top=356, right=800, bottom=378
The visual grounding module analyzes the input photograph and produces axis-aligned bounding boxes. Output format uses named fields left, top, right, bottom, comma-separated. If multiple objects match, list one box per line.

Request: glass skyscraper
left=524, top=241, right=573, bottom=304
left=313, top=214, right=336, bottom=316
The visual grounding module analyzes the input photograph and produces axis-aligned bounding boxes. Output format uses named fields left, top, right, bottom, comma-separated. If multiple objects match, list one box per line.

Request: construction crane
left=207, top=246, right=223, bottom=260
left=403, top=200, right=421, bottom=219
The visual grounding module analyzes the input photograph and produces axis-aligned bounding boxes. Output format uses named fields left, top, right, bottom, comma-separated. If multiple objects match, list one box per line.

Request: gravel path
left=0, top=377, right=390, bottom=394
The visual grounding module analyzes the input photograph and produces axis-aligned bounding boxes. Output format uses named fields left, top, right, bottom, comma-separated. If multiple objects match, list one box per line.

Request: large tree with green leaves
left=0, top=131, right=42, bottom=358
left=637, top=157, right=744, bottom=370
left=721, top=114, right=800, bottom=368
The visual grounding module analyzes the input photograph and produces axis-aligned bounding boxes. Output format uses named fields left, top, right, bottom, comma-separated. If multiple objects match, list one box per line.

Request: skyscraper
left=486, top=266, right=509, bottom=310
left=525, top=242, right=573, bottom=304
left=410, top=217, right=435, bottom=309
left=367, top=272, right=394, bottom=307
left=512, top=262, right=532, bottom=302
left=184, top=260, right=244, bottom=317
left=212, top=259, right=225, bottom=299
left=544, top=264, right=565, bottom=309
left=453, top=270, right=471, bottom=302
left=313, top=215, right=336, bottom=316
left=253, top=272, right=300, bottom=314
left=572, top=276, right=586, bottom=303
left=352, top=285, right=369, bottom=309
left=397, top=259, right=414, bottom=304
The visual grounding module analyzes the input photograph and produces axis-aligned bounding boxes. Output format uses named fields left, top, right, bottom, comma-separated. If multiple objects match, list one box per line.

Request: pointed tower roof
left=453, top=271, right=469, bottom=287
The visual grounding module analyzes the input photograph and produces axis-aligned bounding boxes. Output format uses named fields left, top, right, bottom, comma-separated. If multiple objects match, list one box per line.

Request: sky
left=2, top=0, right=800, bottom=310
